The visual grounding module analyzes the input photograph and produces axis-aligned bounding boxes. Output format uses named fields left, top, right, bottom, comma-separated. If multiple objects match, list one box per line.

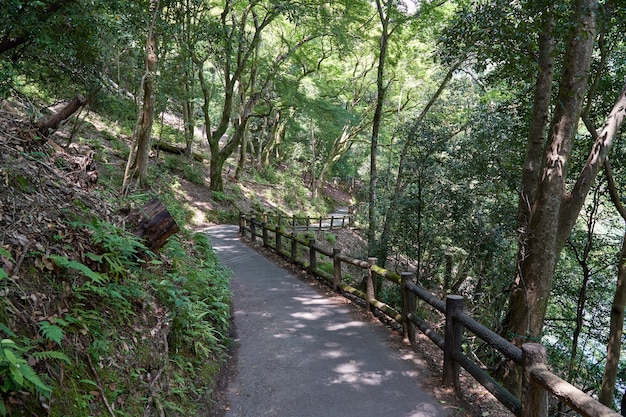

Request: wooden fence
left=250, top=209, right=353, bottom=231
left=239, top=213, right=621, bottom=417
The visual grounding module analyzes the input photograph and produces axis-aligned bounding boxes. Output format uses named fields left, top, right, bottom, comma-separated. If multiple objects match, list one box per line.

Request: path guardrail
left=239, top=213, right=621, bottom=417
left=250, top=209, right=353, bottom=231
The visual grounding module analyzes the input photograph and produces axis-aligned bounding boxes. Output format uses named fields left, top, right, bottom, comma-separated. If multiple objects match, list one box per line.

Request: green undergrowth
left=1, top=218, right=232, bottom=416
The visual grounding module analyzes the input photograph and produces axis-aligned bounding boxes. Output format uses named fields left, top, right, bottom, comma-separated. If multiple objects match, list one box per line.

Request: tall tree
left=124, top=0, right=161, bottom=190
left=501, top=0, right=626, bottom=394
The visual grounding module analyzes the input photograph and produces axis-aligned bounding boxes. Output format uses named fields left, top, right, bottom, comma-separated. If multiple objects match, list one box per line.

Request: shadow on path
left=206, top=225, right=452, bottom=417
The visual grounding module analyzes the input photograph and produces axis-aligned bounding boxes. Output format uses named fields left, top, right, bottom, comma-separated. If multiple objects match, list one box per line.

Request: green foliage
left=211, top=190, right=234, bottom=203
left=38, top=321, right=65, bottom=346
left=72, top=218, right=151, bottom=280
left=0, top=339, right=52, bottom=413
left=325, top=233, right=337, bottom=245
left=156, top=233, right=232, bottom=358
left=50, top=254, right=106, bottom=284
left=164, top=155, right=206, bottom=185
left=317, top=261, right=334, bottom=276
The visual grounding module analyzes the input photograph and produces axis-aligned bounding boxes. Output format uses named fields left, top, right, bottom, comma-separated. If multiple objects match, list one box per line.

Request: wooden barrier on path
left=239, top=213, right=621, bottom=417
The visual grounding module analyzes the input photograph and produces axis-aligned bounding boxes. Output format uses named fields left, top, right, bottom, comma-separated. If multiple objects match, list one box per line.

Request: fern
left=31, top=350, right=70, bottom=364
left=0, top=339, right=52, bottom=397
left=38, top=321, right=65, bottom=345
left=49, top=254, right=106, bottom=284
left=14, top=360, right=52, bottom=394
left=0, top=323, right=16, bottom=338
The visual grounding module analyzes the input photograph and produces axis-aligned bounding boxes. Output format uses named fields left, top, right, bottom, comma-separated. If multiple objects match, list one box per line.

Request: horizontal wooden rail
left=248, top=209, right=354, bottom=232
left=238, top=213, right=622, bottom=417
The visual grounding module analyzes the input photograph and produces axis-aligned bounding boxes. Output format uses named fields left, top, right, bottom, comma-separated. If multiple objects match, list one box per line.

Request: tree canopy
left=3, top=0, right=626, bottom=412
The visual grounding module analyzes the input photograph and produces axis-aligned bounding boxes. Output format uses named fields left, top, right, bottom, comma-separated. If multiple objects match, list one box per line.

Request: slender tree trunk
left=599, top=160, right=626, bottom=406
left=368, top=0, right=391, bottom=257
left=133, top=0, right=160, bottom=188
left=182, top=96, right=194, bottom=157
left=378, top=61, right=460, bottom=268
left=600, top=229, right=626, bottom=406
left=235, top=128, right=248, bottom=180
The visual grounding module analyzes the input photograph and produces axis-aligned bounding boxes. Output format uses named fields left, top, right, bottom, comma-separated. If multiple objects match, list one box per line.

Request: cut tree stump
left=132, top=198, right=180, bottom=253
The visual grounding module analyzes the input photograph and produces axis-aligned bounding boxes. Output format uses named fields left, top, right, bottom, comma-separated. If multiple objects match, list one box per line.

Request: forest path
left=205, top=224, right=453, bottom=417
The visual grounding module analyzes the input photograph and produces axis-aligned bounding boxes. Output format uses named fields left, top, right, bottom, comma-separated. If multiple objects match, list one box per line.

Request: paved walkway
left=206, top=225, right=451, bottom=417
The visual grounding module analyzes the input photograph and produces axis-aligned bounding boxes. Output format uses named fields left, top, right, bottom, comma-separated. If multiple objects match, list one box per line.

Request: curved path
left=206, top=225, right=451, bottom=417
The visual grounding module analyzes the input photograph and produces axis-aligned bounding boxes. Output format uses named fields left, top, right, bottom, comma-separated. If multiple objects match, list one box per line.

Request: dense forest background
left=2, top=0, right=626, bottom=415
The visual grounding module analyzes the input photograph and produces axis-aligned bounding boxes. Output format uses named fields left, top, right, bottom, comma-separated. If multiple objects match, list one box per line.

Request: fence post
left=443, top=295, right=463, bottom=389
left=309, top=238, right=317, bottom=274
left=306, top=216, right=310, bottom=230
left=292, top=214, right=296, bottom=230
left=401, top=272, right=416, bottom=346
left=348, top=206, right=354, bottom=227
left=330, top=216, right=335, bottom=230
left=250, top=217, right=256, bottom=243
left=291, top=232, right=297, bottom=262
left=276, top=226, right=282, bottom=253
left=366, top=257, right=377, bottom=313
left=521, top=343, right=548, bottom=417
left=319, top=216, right=323, bottom=230
left=262, top=222, right=268, bottom=247
left=333, top=248, right=341, bottom=292
left=239, top=213, right=246, bottom=237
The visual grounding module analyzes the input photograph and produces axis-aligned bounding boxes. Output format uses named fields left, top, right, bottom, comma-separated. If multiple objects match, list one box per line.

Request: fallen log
left=37, top=95, right=87, bottom=136
left=131, top=198, right=180, bottom=253
left=153, top=141, right=204, bottom=162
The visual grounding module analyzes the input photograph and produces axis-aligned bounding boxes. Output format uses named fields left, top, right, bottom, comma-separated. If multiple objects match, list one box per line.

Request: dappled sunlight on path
left=205, top=225, right=452, bottom=417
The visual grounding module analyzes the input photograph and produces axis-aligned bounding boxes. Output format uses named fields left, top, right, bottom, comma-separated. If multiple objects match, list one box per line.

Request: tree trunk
left=600, top=230, right=626, bottom=406
left=209, top=152, right=227, bottom=192
left=36, top=94, right=87, bottom=136
left=501, top=0, right=597, bottom=396
left=368, top=0, right=391, bottom=257
left=599, top=160, right=626, bottom=406
left=378, top=60, right=460, bottom=268
left=133, top=2, right=160, bottom=188
left=182, top=95, right=195, bottom=157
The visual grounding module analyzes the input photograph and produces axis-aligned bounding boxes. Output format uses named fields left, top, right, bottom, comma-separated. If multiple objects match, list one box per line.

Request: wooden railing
left=239, top=213, right=621, bottom=417
left=250, top=209, right=353, bottom=231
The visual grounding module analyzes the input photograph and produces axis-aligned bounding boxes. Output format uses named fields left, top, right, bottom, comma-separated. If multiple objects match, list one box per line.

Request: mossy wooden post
left=443, top=295, right=463, bottom=389
left=276, top=227, right=282, bottom=253
left=333, top=248, right=341, bottom=292
left=262, top=222, right=268, bottom=247
left=250, top=217, right=256, bottom=243
left=276, top=216, right=283, bottom=252
left=291, top=232, right=297, bottom=262
left=330, top=216, right=335, bottom=230
left=306, top=216, right=310, bottom=230
left=262, top=211, right=268, bottom=223
left=366, top=257, right=377, bottom=313
left=309, top=238, right=317, bottom=274
left=521, top=343, right=548, bottom=417
left=239, top=213, right=246, bottom=237
left=292, top=214, right=297, bottom=229
left=401, top=272, right=416, bottom=346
